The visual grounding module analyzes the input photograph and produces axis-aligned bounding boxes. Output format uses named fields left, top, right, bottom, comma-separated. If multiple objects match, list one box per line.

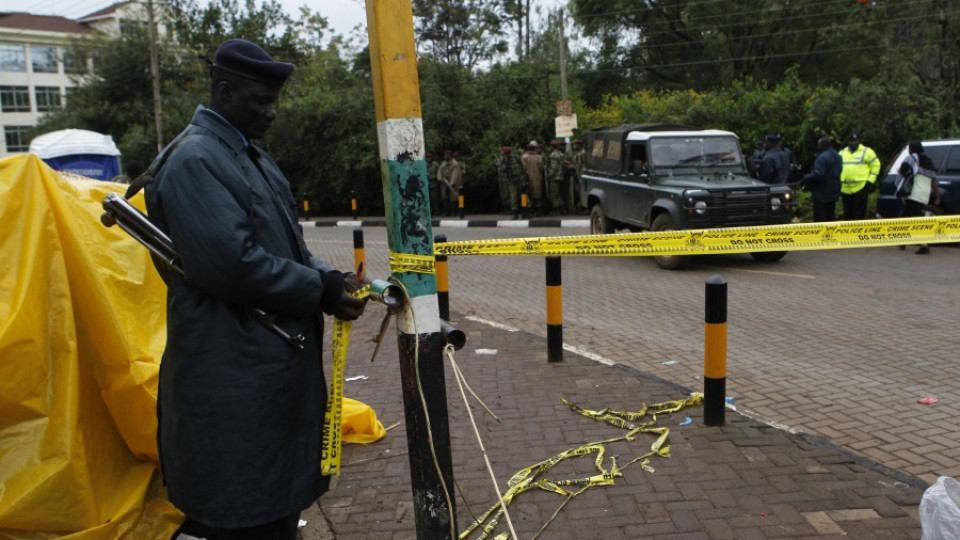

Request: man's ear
left=215, top=80, right=233, bottom=103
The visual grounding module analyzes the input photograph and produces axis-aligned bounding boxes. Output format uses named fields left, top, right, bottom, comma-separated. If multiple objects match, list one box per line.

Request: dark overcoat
left=145, top=107, right=335, bottom=527
left=802, top=148, right=843, bottom=204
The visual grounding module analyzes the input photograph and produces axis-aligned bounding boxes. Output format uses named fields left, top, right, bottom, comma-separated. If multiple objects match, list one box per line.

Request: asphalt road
left=303, top=224, right=960, bottom=486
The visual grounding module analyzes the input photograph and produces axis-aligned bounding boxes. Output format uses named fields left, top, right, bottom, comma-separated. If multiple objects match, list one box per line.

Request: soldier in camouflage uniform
left=562, top=142, right=578, bottom=213
left=573, top=140, right=586, bottom=212
left=546, top=140, right=565, bottom=215
left=496, top=146, right=512, bottom=213
left=497, top=145, right=525, bottom=219
left=426, top=152, right=441, bottom=216
left=438, top=150, right=463, bottom=216
left=521, top=141, right=544, bottom=216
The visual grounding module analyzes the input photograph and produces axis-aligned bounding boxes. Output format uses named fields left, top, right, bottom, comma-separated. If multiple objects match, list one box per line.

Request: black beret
left=213, top=39, right=294, bottom=87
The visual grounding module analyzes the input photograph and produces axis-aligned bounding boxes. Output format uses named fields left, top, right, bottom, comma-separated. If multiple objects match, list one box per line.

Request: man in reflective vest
left=838, top=132, right=881, bottom=220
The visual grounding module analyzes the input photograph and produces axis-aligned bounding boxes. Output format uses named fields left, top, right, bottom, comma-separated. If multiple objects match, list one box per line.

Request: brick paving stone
left=289, top=245, right=928, bottom=538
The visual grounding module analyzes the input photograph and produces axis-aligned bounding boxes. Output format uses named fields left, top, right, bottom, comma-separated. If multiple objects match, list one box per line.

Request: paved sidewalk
left=298, top=310, right=926, bottom=539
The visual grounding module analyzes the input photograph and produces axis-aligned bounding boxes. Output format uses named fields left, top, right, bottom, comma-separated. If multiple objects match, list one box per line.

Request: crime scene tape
left=321, top=284, right=371, bottom=476
left=388, top=251, right=435, bottom=274
left=434, top=215, right=960, bottom=258
left=459, top=393, right=704, bottom=540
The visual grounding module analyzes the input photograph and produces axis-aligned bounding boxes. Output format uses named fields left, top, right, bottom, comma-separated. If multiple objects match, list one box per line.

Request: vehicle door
left=937, top=144, right=960, bottom=214
left=619, top=141, right=652, bottom=227
left=599, top=135, right=630, bottom=220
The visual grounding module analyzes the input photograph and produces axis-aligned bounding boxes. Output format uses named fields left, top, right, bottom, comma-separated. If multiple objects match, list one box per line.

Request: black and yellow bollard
left=521, top=187, right=529, bottom=218
left=302, top=196, right=310, bottom=219
left=457, top=186, right=465, bottom=219
left=546, top=256, right=563, bottom=363
left=353, top=227, right=365, bottom=280
left=350, top=190, right=358, bottom=220
left=704, top=274, right=727, bottom=426
left=435, top=234, right=450, bottom=321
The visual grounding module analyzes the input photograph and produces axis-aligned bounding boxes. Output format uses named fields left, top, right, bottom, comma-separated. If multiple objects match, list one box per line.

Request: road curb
left=306, top=218, right=590, bottom=228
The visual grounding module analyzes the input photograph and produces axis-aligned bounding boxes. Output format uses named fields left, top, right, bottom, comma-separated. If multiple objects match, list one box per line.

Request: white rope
left=445, top=344, right=517, bottom=540
left=402, top=289, right=458, bottom=540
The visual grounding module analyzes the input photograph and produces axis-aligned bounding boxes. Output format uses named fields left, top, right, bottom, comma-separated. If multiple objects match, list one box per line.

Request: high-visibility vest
left=839, top=144, right=881, bottom=195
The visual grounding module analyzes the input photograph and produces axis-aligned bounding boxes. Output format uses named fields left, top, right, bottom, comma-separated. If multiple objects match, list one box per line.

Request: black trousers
left=841, top=187, right=869, bottom=220
left=812, top=200, right=836, bottom=222
left=172, top=513, right=300, bottom=540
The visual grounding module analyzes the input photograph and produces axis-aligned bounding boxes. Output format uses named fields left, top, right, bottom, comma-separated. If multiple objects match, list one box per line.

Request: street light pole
left=146, top=0, right=163, bottom=152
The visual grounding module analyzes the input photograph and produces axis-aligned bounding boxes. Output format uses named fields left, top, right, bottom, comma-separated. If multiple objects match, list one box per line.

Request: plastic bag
left=921, top=476, right=960, bottom=539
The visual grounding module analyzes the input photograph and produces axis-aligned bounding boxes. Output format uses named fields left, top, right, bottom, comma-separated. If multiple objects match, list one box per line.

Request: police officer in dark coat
left=801, top=136, right=842, bottom=222
left=145, top=39, right=368, bottom=539
left=758, top=133, right=790, bottom=184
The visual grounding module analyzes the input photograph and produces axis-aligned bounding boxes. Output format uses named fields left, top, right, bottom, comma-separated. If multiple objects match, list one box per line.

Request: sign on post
left=555, top=114, right=578, bottom=138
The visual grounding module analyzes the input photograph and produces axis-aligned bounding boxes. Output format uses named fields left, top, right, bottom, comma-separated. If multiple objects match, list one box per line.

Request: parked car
left=876, top=139, right=960, bottom=218
left=581, top=124, right=796, bottom=269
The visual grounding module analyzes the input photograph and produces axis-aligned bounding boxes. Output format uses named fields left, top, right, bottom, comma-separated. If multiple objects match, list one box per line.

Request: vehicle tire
left=750, top=251, right=787, bottom=263
left=651, top=213, right=687, bottom=270
left=590, top=204, right=615, bottom=234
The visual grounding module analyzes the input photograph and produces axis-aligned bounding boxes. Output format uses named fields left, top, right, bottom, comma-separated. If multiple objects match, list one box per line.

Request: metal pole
left=365, top=2, right=456, bottom=538
left=351, top=190, right=358, bottom=220
left=435, top=234, right=449, bottom=321
left=146, top=0, right=163, bottom=152
left=558, top=9, right=568, bottom=104
left=704, top=275, right=727, bottom=426
left=458, top=186, right=464, bottom=220
left=546, top=256, right=563, bottom=363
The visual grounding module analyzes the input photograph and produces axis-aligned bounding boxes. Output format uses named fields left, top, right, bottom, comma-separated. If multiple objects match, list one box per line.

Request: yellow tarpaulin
left=0, top=155, right=385, bottom=539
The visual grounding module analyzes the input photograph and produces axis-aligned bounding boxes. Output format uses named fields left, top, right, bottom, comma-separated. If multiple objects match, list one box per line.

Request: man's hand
left=333, top=292, right=367, bottom=321
left=334, top=272, right=369, bottom=320
left=343, top=272, right=366, bottom=293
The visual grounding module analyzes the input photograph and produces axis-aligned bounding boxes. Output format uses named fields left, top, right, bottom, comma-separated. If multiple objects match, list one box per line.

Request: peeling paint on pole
left=365, top=1, right=456, bottom=538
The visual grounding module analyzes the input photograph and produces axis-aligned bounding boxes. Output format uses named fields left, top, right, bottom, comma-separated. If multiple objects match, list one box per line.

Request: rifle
left=438, top=175, right=457, bottom=197
left=100, top=192, right=306, bottom=350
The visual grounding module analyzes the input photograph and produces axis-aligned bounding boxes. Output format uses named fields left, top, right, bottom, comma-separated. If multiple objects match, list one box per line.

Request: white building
left=0, top=2, right=164, bottom=157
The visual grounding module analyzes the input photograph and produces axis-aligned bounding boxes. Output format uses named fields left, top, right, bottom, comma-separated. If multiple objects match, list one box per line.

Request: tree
left=34, top=29, right=202, bottom=167
left=268, top=47, right=380, bottom=215
left=568, top=0, right=889, bottom=91
left=412, top=0, right=513, bottom=69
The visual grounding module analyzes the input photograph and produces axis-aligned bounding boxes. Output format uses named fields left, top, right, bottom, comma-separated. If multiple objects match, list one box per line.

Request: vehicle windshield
left=649, top=136, right=743, bottom=168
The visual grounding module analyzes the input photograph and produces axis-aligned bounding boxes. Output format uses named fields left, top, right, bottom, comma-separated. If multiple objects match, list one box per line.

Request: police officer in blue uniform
left=145, top=39, right=368, bottom=540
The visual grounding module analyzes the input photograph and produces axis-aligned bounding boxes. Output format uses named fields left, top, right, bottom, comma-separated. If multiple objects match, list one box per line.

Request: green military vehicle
left=581, top=124, right=796, bottom=269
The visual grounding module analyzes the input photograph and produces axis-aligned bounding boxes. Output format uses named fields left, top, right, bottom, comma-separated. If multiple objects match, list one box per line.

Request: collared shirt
left=199, top=106, right=251, bottom=149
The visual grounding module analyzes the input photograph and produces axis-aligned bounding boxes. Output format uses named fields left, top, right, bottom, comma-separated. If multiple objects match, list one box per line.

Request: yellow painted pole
left=365, top=1, right=457, bottom=537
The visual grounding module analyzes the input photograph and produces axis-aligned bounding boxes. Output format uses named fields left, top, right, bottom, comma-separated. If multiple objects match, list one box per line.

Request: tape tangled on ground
left=434, top=216, right=960, bottom=258
left=460, top=393, right=704, bottom=539
left=321, top=284, right=371, bottom=476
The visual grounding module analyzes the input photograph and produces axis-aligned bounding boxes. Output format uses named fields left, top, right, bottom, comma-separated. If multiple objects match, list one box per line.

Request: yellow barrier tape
left=434, top=216, right=960, bottom=258
left=321, top=285, right=370, bottom=476
left=460, top=393, right=704, bottom=539
left=388, top=252, right=435, bottom=274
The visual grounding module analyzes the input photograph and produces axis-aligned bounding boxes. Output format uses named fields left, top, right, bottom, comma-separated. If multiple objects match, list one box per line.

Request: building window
left=35, top=86, right=62, bottom=111
left=0, top=86, right=31, bottom=112
left=31, top=46, right=58, bottom=73
left=4, top=126, right=31, bottom=152
left=0, top=45, right=26, bottom=72
left=64, top=49, right=88, bottom=75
